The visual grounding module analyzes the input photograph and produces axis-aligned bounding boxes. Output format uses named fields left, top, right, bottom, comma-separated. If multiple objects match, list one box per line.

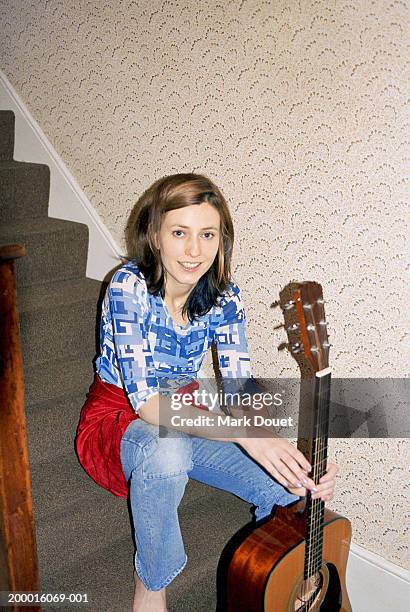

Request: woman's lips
left=179, top=262, right=201, bottom=272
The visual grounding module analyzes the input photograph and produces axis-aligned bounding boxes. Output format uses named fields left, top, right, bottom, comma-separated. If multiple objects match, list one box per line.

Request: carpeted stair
left=0, top=110, right=252, bottom=611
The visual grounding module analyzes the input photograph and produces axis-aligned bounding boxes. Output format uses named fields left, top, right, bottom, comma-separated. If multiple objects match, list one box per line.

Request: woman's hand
left=237, top=435, right=318, bottom=492
left=288, top=462, right=338, bottom=501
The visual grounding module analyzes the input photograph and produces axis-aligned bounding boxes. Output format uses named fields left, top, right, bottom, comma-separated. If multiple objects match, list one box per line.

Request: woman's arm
left=209, top=282, right=336, bottom=499
left=108, top=267, right=160, bottom=410
left=138, top=392, right=317, bottom=493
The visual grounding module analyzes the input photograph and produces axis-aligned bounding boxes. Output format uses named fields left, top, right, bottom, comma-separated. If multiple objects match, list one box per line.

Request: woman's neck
left=164, top=279, right=194, bottom=310
left=163, top=280, right=194, bottom=313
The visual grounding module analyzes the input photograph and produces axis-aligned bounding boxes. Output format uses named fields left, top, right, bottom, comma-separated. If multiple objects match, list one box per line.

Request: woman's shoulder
left=217, top=278, right=242, bottom=304
left=214, top=279, right=245, bottom=322
left=110, top=260, right=146, bottom=285
left=108, top=260, right=148, bottom=300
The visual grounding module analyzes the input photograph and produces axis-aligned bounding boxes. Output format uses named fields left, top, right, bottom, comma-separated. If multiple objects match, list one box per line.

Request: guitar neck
left=298, top=369, right=331, bottom=579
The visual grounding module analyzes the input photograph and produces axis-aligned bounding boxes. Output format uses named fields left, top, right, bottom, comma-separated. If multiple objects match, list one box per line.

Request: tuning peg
left=319, top=320, right=327, bottom=326
left=284, top=300, right=295, bottom=310
left=310, top=345, right=318, bottom=353
left=322, top=342, right=331, bottom=349
left=287, top=323, right=299, bottom=332
left=306, top=323, right=315, bottom=331
left=316, top=298, right=324, bottom=305
left=290, top=342, right=304, bottom=354
left=303, top=303, right=312, bottom=310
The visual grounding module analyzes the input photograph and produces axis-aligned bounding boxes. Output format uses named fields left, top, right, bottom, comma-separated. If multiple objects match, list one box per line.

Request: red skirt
left=75, top=374, right=202, bottom=498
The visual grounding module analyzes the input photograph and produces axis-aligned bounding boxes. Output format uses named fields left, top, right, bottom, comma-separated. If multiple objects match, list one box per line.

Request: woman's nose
left=185, top=236, right=201, bottom=257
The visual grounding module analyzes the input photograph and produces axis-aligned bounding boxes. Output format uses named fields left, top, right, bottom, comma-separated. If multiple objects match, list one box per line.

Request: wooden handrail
left=0, top=244, right=41, bottom=611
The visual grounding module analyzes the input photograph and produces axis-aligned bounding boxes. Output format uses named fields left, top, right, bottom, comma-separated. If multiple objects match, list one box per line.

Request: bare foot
left=133, top=569, right=167, bottom=612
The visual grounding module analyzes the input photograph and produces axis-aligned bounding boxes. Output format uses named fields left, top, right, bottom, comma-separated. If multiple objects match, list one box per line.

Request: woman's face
left=154, top=202, right=221, bottom=296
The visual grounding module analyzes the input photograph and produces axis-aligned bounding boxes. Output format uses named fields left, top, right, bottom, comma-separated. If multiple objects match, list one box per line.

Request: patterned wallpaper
left=1, top=0, right=409, bottom=568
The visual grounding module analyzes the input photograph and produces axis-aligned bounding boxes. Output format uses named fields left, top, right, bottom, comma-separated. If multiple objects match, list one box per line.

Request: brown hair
left=125, top=173, right=234, bottom=321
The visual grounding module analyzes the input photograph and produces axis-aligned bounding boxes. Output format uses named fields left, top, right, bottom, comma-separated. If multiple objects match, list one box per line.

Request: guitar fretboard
left=303, top=370, right=331, bottom=579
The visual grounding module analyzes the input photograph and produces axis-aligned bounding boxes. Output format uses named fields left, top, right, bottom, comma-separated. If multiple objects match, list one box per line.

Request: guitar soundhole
left=288, top=565, right=330, bottom=611
left=295, top=572, right=322, bottom=610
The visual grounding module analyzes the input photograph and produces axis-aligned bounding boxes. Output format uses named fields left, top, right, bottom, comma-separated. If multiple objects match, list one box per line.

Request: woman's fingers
left=288, top=484, right=307, bottom=497
left=287, top=444, right=312, bottom=473
left=312, top=463, right=337, bottom=500
left=312, top=491, right=334, bottom=501
left=267, top=464, right=292, bottom=489
left=239, top=437, right=337, bottom=500
left=284, top=458, right=338, bottom=502
left=311, top=479, right=335, bottom=500
left=279, top=453, right=317, bottom=490
left=269, top=449, right=316, bottom=491
left=319, top=462, right=338, bottom=483
left=274, top=459, right=306, bottom=489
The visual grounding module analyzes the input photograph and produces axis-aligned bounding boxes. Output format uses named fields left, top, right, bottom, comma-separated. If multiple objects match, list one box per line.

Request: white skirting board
left=346, top=542, right=409, bottom=611
left=0, top=70, right=121, bottom=281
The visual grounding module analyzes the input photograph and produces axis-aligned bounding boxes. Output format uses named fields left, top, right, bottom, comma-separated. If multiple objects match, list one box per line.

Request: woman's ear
left=150, top=231, right=159, bottom=251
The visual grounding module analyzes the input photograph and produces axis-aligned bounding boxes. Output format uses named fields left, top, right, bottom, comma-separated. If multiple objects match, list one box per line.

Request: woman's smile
left=178, top=261, right=202, bottom=272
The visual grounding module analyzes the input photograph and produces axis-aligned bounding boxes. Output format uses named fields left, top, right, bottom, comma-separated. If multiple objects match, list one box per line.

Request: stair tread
left=0, top=216, right=87, bottom=237
left=26, top=392, right=94, bottom=466
left=38, top=534, right=222, bottom=612
left=24, top=354, right=95, bottom=407
left=0, top=159, right=49, bottom=171
left=17, top=276, right=102, bottom=311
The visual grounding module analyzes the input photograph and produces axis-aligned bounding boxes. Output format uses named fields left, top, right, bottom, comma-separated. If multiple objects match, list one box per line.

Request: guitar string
left=308, top=379, right=322, bottom=583
left=307, top=314, right=327, bottom=590
left=314, top=393, right=324, bottom=576
left=305, top=381, right=319, bottom=600
left=317, top=375, right=330, bottom=572
left=305, top=400, right=326, bottom=605
left=307, top=413, right=321, bottom=597
left=306, top=356, right=331, bottom=609
left=309, top=379, right=325, bottom=575
left=309, top=407, right=321, bottom=585
left=306, top=379, right=325, bottom=610
left=306, top=372, right=329, bottom=598
left=309, top=389, right=322, bottom=596
left=311, top=374, right=330, bottom=577
left=313, top=304, right=326, bottom=575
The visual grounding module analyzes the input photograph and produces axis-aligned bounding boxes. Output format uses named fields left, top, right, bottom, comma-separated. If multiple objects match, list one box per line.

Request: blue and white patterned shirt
left=95, top=261, right=252, bottom=412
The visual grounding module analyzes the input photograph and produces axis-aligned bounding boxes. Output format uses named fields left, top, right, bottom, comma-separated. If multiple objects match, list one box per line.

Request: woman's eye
left=203, top=232, right=215, bottom=239
left=173, top=230, right=184, bottom=237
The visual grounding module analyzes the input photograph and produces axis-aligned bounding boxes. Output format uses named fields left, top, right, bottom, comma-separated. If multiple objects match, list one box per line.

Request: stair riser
left=26, top=400, right=92, bottom=468
left=0, top=164, right=50, bottom=222
left=18, top=298, right=98, bottom=367
left=8, top=223, right=89, bottom=287
left=0, top=111, right=15, bottom=160
left=24, top=358, right=95, bottom=407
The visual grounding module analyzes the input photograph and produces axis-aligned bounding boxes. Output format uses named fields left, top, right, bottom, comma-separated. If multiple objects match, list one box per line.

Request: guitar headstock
left=280, top=281, right=330, bottom=373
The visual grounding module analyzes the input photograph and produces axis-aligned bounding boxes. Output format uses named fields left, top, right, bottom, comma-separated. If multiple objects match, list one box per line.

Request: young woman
left=76, top=173, right=337, bottom=612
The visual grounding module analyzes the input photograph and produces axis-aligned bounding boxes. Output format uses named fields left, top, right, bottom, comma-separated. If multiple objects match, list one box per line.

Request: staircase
left=0, top=110, right=251, bottom=611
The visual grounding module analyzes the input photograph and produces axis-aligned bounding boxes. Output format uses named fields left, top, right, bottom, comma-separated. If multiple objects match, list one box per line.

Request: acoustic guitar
left=227, top=281, right=352, bottom=611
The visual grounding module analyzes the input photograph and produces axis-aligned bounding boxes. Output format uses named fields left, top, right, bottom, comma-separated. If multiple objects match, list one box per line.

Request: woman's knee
left=254, top=479, right=300, bottom=520
left=143, top=432, right=193, bottom=479
left=121, top=419, right=193, bottom=481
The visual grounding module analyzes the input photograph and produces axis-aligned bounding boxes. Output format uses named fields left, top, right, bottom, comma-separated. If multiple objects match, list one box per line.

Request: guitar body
left=227, top=500, right=352, bottom=611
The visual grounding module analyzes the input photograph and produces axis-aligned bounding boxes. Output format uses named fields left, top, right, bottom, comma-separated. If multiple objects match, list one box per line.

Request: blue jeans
left=120, top=418, right=299, bottom=591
